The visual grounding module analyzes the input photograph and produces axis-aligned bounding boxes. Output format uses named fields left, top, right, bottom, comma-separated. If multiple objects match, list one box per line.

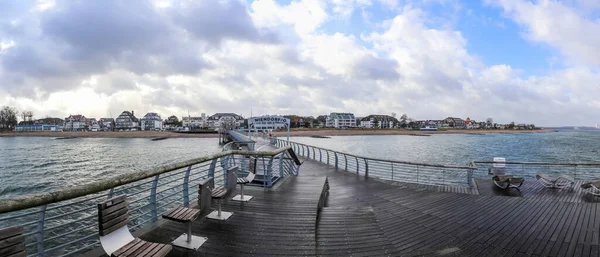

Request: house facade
left=360, top=115, right=398, bottom=128
left=115, top=111, right=139, bottom=131
left=444, top=117, right=466, bottom=128
left=326, top=113, right=356, bottom=129
left=182, top=114, right=206, bottom=129
left=64, top=115, right=87, bottom=131
left=88, top=118, right=100, bottom=131
left=141, top=112, right=163, bottom=131
left=99, top=118, right=114, bottom=131
left=207, top=113, right=244, bottom=130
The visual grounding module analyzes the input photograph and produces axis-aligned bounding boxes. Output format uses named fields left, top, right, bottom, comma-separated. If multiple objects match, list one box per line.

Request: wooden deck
left=126, top=158, right=600, bottom=256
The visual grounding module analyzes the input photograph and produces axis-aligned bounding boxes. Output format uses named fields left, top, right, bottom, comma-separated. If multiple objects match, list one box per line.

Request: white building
left=326, top=113, right=356, bottom=129
left=64, top=114, right=87, bottom=131
left=359, top=115, right=398, bottom=128
left=141, top=112, right=163, bottom=131
left=99, top=118, right=114, bottom=131
left=89, top=118, right=100, bottom=132
left=182, top=113, right=206, bottom=129
left=207, top=113, right=244, bottom=130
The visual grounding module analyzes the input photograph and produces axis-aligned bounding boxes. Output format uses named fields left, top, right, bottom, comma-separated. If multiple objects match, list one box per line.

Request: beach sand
left=0, top=128, right=549, bottom=139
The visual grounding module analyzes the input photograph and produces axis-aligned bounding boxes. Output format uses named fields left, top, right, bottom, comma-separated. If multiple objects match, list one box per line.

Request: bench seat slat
left=0, top=227, right=23, bottom=241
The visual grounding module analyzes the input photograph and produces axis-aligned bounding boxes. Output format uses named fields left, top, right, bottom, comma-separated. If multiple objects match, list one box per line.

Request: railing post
left=183, top=166, right=191, bottom=207
left=326, top=150, right=330, bottom=165
left=364, top=159, right=369, bottom=178
left=209, top=158, right=217, bottom=179
left=302, top=145, right=305, bottom=156
left=267, top=157, right=274, bottom=187
left=150, top=174, right=160, bottom=222
left=391, top=163, right=394, bottom=180
left=334, top=152, right=338, bottom=169
left=306, top=146, right=310, bottom=159
left=355, top=157, right=359, bottom=175
left=319, top=148, right=322, bottom=162
left=36, top=205, right=47, bottom=257
left=312, top=147, right=316, bottom=160
left=344, top=154, right=348, bottom=171
left=416, top=165, right=419, bottom=183
left=279, top=153, right=284, bottom=177
left=107, top=188, right=114, bottom=199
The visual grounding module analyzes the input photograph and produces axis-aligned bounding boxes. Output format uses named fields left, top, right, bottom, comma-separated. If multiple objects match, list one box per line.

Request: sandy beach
left=0, top=128, right=550, bottom=139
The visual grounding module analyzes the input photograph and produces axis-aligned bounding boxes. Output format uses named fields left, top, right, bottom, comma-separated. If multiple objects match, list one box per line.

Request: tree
left=0, top=106, right=19, bottom=131
left=400, top=114, right=408, bottom=128
left=509, top=122, right=515, bottom=129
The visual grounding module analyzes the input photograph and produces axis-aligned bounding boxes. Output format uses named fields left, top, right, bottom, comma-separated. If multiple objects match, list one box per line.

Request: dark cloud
left=171, top=1, right=279, bottom=44
left=354, top=55, right=400, bottom=80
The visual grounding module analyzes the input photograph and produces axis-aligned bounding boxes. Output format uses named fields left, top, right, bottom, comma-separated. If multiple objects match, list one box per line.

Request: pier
left=0, top=138, right=599, bottom=256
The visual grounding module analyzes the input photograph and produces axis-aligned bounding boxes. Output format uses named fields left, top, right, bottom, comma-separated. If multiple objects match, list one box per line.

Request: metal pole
left=355, top=157, right=359, bottom=175
left=335, top=152, right=338, bottom=169
left=107, top=188, right=114, bottom=199
left=187, top=223, right=192, bottom=243
left=364, top=159, right=369, bottom=178
left=267, top=157, right=274, bottom=187
left=344, top=154, right=348, bottom=171
left=150, top=175, right=160, bottom=222
left=279, top=154, right=284, bottom=177
left=319, top=148, right=322, bottom=162
left=326, top=150, right=330, bottom=165
left=209, top=159, right=217, bottom=179
left=37, top=205, right=47, bottom=257
left=391, top=163, right=394, bottom=180
left=183, top=166, right=191, bottom=207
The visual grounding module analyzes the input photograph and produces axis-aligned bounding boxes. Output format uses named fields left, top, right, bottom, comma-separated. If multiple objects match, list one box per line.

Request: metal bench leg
left=232, top=184, right=253, bottom=202
left=171, top=221, right=207, bottom=250
left=207, top=199, right=233, bottom=220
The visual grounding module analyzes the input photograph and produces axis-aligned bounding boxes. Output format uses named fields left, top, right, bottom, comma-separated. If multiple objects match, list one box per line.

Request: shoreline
left=0, top=128, right=551, bottom=139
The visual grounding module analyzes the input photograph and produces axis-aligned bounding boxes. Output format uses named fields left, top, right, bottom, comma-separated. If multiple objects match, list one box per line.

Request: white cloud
left=0, top=0, right=599, bottom=126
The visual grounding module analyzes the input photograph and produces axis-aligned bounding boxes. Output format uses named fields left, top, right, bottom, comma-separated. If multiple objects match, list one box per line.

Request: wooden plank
left=100, top=200, right=128, bottom=217
left=98, top=195, right=127, bottom=210
left=0, top=227, right=23, bottom=241
left=0, top=241, right=24, bottom=257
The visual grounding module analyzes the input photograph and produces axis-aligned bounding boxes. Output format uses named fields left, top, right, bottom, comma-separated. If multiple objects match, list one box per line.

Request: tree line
left=0, top=106, right=19, bottom=131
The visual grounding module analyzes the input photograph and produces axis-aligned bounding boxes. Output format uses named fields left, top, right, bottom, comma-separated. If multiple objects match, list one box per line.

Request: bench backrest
left=248, top=157, right=257, bottom=174
left=0, top=226, right=25, bottom=257
left=98, top=195, right=129, bottom=237
left=198, top=177, right=214, bottom=215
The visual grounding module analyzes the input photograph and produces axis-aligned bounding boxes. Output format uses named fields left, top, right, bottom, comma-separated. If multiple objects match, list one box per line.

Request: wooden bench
left=0, top=226, right=25, bottom=257
left=232, top=157, right=256, bottom=202
left=98, top=195, right=171, bottom=257
left=493, top=175, right=524, bottom=190
left=206, top=166, right=238, bottom=221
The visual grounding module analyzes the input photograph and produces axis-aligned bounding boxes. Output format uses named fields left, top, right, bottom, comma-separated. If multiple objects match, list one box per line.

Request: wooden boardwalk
left=127, top=158, right=600, bottom=257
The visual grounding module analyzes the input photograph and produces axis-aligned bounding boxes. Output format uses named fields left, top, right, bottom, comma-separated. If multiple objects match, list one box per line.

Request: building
left=207, top=113, right=244, bottom=130
left=64, top=115, right=87, bottom=131
left=35, top=118, right=64, bottom=126
left=141, top=112, right=163, bottom=131
left=99, top=118, right=115, bottom=131
left=89, top=118, right=100, bottom=132
left=360, top=115, right=398, bottom=128
left=444, top=117, right=466, bottom=128
left=115, top=111, right=139, bottom=131
left=15, top=124, right=62, bottom=132
left=326, top=113, right=356, bottom=129
left=182, top=113, right=206, bottom=129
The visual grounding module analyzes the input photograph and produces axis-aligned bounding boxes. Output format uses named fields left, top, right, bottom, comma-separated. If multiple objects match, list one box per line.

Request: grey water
left=0, top=137, right=220, bottom=200
left=289, top=130, right=600, bottom=166
left=1, top=131, right=600, bottom=200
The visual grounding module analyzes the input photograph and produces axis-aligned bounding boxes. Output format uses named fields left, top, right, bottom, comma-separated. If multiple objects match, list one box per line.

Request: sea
left=1, top=130, right=599, bottom=199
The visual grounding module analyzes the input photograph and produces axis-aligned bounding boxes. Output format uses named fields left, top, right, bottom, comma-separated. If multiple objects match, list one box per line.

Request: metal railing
left=471, top=160, right=600, bottom=181
left=0, top=147, right=301, bottom=257
left=272, top=138, right=476, bottom=187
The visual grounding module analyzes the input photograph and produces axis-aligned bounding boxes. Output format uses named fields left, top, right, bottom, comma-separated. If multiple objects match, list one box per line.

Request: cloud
left=0, top=0, right=599, bottom=126
left=487, top=0, right=600, bottom=70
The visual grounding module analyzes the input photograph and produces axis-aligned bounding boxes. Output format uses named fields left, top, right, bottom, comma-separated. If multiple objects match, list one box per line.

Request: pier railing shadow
left=0, top=146, right=301, bottom=256
left=272, top=138, right=476, bottom=187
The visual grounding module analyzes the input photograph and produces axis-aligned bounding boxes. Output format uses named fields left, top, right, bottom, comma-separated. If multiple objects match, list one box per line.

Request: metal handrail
left=0, top=147, right=292, bottom=214
left=473, top=160, right=600, bottom=166
left=273, top=139, right=474, bottom=187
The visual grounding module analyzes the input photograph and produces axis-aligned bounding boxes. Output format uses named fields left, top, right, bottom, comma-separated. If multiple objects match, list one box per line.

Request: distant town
left=0, top=106, right=539, bottom=132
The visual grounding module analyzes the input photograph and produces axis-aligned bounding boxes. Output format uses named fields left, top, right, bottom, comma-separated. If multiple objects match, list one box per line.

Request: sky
left=1, top=0, right=599, bottom=126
